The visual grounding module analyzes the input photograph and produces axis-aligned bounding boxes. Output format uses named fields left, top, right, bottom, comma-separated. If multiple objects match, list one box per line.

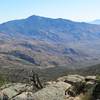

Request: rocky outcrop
left=0, top=83, right=33, bottom=99
left=13, top=92, right=34, bottom=100
left=0, top=74, right=99, bottom=100
left=57, top=75, right=85, bottom=83
left=32, top=82, right=71, bottom=100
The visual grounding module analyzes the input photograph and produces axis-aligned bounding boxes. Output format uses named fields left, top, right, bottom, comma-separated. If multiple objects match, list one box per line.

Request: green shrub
left=0, top=74, right=7, bottom=87
left=96, top=75, right=100, bottom=82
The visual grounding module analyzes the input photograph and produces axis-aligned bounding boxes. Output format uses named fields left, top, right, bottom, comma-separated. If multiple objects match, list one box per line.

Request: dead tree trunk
left=30, top=70, right=43, bottom=90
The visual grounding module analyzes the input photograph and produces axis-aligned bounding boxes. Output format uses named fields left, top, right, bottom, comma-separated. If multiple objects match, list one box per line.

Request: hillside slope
left=0, top=15, right=100, bottom=74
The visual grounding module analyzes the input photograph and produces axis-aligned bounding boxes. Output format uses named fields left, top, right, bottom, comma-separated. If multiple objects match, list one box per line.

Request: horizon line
left=0, top=14, right=99, bottom=24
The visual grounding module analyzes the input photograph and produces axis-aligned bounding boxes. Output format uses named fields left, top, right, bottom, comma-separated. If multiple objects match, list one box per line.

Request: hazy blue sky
left=0, top=0, right=100, bottom=23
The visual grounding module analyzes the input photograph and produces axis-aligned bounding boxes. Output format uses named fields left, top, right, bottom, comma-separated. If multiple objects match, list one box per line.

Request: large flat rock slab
left=32, top=82, right=71, bottom=100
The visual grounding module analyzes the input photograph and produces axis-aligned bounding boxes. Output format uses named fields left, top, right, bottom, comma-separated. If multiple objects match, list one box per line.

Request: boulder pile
left=0, top=74, right=99, bottom=100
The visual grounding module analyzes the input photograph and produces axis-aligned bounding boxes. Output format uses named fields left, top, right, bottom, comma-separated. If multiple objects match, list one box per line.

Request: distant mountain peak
left=0, top=15, right=100, bottom=42
left=26, top=15, right=44, bottom=20
left=27, top=15, right=43, bottom=18
left=27, top=15, right=53, bottom=20
left=27, top=15, right=73, bottom=23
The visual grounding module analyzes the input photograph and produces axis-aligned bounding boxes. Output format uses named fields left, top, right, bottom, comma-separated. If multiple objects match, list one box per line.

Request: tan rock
left=1, top=83, right=26, bottom=98
left=57, top=74, right=85, bottom=83
left=32, top=81, right=71, bottom=100
left=12, top=92, right=34, bottom=100
left=85, top=76, right=96, bottom=81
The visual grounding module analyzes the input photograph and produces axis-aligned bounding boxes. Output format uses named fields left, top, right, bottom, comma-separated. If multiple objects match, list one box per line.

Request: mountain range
left=0, top=15, right=100, bottom=77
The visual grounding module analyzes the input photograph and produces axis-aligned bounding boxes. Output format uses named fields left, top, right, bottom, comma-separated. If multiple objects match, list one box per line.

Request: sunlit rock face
left=0, top=74, right=99, bottom=100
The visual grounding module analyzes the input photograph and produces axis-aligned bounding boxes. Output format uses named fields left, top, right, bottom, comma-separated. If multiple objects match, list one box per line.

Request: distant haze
left=90, top=20, right=100, bottom=25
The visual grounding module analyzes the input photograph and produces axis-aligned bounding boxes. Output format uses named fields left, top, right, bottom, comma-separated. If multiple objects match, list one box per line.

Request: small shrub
left=0, top=74, right=7, bottom=87
left=96, top=75, right=100, bottom=82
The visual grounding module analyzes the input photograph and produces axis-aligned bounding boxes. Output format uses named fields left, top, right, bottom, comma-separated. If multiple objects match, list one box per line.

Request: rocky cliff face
left=0, top=74, right=99, bottom=100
